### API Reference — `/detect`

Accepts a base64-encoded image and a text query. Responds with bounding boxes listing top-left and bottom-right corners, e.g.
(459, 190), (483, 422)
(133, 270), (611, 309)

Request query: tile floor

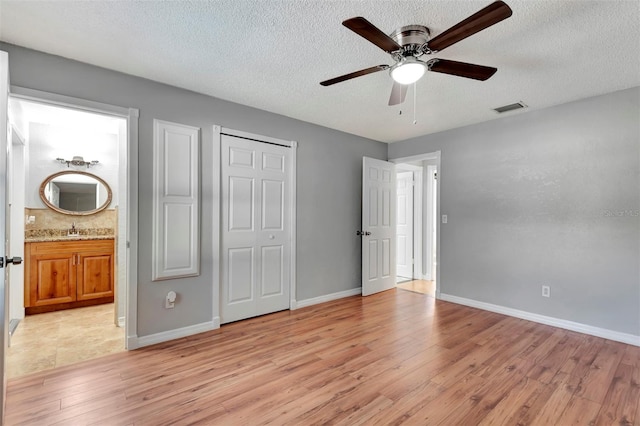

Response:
(7, 303), (125, 379)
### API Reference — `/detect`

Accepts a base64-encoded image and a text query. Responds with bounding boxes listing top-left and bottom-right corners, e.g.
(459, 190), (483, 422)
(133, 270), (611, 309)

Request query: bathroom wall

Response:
(26, 121), (119, 209)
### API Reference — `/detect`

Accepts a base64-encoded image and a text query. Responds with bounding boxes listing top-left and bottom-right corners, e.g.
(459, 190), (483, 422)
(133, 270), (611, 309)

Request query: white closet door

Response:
(221, 134), (290, 323)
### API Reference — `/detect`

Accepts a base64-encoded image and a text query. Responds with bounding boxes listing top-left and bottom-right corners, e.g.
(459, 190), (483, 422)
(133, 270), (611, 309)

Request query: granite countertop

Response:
(25, 228), (115, 243)
(25, 235), (115, 243)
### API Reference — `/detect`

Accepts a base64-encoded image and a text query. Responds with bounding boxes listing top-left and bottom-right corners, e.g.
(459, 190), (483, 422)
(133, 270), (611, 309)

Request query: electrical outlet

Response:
(166, 291), (177, 309)
(442, 214), (448, 224)
(542, 285), (550, 298)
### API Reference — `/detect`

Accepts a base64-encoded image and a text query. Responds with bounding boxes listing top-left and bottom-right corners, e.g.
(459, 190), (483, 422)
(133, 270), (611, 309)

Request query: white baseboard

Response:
(292, 287), (362, 310)
(118, 316), (125, 328)
(126, 320), (220, 350)
(440, 293), (640, 347)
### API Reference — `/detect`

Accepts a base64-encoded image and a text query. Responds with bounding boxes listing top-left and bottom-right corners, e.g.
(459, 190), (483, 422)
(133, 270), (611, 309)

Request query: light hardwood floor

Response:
(5, 289), (639, 425)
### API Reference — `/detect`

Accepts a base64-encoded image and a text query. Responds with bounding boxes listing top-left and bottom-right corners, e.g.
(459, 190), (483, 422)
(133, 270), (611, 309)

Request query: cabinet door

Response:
(76, 251), (114, 301)
(29, 253), (76, 306)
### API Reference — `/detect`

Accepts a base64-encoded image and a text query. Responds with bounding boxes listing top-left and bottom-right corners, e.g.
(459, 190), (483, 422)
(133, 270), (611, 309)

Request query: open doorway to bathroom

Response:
(393, 152), (439, 298)
(6, 95), (128, 378)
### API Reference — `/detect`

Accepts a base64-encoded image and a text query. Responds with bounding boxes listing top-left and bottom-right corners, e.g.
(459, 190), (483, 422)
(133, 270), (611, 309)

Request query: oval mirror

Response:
(39, 171), (112, 215)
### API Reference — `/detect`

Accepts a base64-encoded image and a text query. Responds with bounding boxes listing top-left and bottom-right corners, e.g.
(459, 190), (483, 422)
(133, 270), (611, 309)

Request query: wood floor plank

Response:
(369, 380), (445, 426)
(402, 374), (486, 424)
(593, 363), (637, 425)
(443, 355), (536, 425)
(555, 394), (602, 425)
(5, 290), (639, 425)
(574, 339), (627, 403)
(527, 330), (585, 384)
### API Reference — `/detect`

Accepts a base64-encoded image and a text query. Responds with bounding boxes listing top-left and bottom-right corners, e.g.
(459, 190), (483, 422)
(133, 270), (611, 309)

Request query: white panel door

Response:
(221, 135), (290, 323)
(362, 157), (396, 296)
(396, 171), (414, 279)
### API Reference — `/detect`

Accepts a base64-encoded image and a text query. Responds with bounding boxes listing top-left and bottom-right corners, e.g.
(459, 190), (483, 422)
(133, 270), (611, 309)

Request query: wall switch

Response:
(542, 285), (550, 298)
(442, 214), (448, 224)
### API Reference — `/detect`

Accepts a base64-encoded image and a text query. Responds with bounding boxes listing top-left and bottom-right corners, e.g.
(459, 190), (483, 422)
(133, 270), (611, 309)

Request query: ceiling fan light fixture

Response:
(390, 58), (426, 85)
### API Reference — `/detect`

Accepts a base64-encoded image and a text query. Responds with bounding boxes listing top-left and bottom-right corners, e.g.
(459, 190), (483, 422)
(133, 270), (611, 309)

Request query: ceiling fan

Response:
(320, 1), (512, 106)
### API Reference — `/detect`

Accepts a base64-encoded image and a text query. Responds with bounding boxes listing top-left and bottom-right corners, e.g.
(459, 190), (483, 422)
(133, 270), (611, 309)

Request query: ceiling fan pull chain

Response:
(413, 82), (417, 125)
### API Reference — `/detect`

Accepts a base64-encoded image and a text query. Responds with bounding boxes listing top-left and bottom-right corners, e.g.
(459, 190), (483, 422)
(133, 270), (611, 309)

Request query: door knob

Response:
(356, 231), (372, 236)
(0, 256), (23, 268)
(364, 231), (371, 236)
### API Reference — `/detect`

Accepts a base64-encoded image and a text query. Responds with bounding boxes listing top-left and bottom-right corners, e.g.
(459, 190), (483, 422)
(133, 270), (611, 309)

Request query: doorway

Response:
(392, 152), (440, 298)
(5, 92), (133, 377)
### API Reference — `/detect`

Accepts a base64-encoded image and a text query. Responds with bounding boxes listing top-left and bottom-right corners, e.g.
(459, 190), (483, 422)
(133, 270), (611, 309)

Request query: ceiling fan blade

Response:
(428, 1), (512, 52)
(320, 65), (389, 86)
(343, 17), (402, 53)
(388, 82), (408, 106)
(429, 59), (497, 81)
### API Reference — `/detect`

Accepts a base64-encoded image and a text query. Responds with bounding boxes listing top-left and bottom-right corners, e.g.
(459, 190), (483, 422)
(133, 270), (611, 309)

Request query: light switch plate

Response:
(442, 214), (448, 224)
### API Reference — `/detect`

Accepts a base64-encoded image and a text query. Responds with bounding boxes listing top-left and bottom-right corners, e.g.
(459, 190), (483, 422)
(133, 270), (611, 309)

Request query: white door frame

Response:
(390, 151), (440, 298)
(9, 86), (139, 347)
(7, 121), (25, 323)
(1, 49), (10, 422)
(425, 165), (437, 281)
(214, 126), (297, 318)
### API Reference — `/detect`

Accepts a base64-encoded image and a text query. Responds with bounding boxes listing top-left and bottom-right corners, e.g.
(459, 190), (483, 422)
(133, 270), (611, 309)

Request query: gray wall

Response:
(389, 87), (640, 337)
(1, 43), (387, 337)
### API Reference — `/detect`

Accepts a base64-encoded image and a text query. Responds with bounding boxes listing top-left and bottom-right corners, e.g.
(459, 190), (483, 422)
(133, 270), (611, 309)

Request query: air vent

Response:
(493, 101), (527, 113)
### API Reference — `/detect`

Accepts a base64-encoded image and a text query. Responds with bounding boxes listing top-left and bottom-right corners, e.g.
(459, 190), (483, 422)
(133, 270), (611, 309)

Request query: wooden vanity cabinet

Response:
(25, 239), (114, 313)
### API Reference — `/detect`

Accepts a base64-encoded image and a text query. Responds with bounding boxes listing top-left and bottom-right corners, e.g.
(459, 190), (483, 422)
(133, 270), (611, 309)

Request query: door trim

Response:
(9, 85), (139, 348)
(390, 151), (441, 299)
(214, 126), (297, 319)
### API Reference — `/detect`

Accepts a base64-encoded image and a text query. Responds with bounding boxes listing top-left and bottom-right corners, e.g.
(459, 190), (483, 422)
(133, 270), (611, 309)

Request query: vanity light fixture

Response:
(56, 156), (99, 168)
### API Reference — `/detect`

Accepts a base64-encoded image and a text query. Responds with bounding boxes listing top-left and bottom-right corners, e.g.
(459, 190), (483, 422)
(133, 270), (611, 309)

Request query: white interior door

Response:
(221, 134), (291, 323)
(362, 157), (396, 296)
(396, 171), (413, 280)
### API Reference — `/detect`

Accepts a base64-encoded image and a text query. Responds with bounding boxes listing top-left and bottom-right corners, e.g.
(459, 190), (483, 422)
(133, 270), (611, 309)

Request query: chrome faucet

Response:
(69, 222), (78, 235)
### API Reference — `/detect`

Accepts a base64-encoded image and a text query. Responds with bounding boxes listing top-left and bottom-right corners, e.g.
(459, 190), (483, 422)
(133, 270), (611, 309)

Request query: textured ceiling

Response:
(1, 0), (639, 143)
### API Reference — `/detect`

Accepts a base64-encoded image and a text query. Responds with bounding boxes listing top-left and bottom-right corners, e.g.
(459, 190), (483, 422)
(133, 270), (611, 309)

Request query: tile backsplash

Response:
(25, 208), (116, 239)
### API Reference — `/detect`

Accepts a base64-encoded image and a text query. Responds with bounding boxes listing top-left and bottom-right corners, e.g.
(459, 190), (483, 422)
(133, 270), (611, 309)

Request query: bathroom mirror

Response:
(39, 171), (112, 215)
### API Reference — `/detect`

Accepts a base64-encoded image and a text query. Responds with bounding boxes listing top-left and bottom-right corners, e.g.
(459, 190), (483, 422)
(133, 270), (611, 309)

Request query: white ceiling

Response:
(1, 1), (639, 143)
